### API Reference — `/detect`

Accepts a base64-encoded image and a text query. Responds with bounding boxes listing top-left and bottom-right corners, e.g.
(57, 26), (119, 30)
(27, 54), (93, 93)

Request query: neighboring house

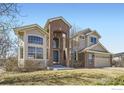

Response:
(113, 52), (124, 67)
(70, 28), (112, 68)
(14, 16), (112, 70)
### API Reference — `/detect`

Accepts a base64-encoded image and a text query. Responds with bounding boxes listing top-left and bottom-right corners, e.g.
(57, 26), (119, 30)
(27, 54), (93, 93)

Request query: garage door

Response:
(94, 55), (110, 67)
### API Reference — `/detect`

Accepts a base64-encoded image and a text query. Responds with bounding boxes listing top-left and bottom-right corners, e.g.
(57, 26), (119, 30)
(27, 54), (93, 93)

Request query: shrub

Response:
(72, 62), (83, 68)
(69, 60), (83, 68)
(24, 60), (46, 71)
(0, 59), (5, 66)
(5, 57), (19, 71)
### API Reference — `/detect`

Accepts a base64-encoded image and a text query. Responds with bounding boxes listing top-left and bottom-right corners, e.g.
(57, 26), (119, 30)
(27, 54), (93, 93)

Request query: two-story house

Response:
(14, 16), (112, 70)
(70, 28), (112, 68)
(14, 17), (71, 70)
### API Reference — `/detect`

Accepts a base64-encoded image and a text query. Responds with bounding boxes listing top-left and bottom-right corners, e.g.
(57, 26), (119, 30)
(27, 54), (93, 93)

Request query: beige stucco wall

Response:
(18, 32), (25, 68)
(78, 35), (85, 50)
(94, 53), (111, 67)
(18, 34), (24, 60)
(90, 43), (108, 52)
(70, 36), (79, 52)
(25, 28), (47, 60)
(18, 27), (47, 69)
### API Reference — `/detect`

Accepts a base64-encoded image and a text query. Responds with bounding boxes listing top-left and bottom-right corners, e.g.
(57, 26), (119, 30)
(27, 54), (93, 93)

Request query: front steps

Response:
(47, 65), (73, 70)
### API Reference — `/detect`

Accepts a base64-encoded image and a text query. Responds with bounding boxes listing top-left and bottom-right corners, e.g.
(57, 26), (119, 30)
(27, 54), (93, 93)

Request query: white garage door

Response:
(95, 55), (110, 67)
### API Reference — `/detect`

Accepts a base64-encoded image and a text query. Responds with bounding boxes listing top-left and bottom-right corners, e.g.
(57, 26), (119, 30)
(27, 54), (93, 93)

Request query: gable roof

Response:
(44, 16), (72, 28)
(86, 30), (101, 38)
(13, 24), (48, 36)
(70, 28), (92, 39)
(71, 28), (101, 39)
(80, 42), (109, 53)
(114, 52), (124, 57)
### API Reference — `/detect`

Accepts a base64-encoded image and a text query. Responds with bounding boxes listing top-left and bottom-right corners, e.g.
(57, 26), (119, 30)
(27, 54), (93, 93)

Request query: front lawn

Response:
(0, 68), (124, 85)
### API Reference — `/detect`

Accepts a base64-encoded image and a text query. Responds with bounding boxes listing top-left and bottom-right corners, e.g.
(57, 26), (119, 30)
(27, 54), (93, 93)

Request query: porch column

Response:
(66, 32), (70, 67)
(60, 33), (64, 65)
(48, 24), (53, 66)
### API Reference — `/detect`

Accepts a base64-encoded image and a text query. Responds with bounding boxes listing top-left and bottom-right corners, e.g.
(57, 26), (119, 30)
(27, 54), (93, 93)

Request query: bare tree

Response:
(70, 24), (81, 65)
(0, 4), (20, 63)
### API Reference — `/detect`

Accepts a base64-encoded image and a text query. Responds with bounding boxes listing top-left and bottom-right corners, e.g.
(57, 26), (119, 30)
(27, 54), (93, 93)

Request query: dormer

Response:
(86, 31), (101, 46)
(44, 16), (71, 33)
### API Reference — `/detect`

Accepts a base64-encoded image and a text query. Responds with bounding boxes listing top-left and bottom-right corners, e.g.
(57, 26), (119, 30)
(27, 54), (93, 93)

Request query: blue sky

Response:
(18, 3), (124, 53)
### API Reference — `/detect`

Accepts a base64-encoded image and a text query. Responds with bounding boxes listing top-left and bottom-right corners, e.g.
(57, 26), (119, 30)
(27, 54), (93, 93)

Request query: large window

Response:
(28, 46), (43, 59)
(36, 48), (43, 59)
(90, 37), (97, 44)
(28, 36), (43, 45)
(28, 47), (35, 58)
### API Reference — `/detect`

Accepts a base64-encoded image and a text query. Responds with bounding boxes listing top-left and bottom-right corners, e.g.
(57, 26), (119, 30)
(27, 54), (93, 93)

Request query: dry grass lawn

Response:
(0, 67), (124, 85)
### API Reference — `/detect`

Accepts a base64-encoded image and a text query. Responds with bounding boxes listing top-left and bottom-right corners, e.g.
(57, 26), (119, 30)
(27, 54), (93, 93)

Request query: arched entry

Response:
(53, 50), (59, 63)
(53, 37), (60, 64)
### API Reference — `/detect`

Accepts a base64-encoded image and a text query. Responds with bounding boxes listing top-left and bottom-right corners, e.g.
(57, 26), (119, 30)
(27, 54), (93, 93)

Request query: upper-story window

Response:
(28, 36), (43, 45)
(90, 37), (97, 44)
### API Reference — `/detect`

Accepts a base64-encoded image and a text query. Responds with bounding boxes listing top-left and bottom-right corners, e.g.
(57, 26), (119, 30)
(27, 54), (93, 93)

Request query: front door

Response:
(53, 50), (59, 64)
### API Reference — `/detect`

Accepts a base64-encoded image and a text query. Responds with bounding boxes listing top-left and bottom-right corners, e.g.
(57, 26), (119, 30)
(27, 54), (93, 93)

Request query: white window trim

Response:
(90, 35), (97, 44)
(28, 46), (44, 60)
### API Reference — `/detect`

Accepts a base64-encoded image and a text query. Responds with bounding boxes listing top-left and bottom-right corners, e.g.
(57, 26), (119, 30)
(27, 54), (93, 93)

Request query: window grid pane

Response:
(28, 46), (43, 59)
(91, 37), (97, 44)
(28, 36), (43, 45)
(28, 46), (35, 59)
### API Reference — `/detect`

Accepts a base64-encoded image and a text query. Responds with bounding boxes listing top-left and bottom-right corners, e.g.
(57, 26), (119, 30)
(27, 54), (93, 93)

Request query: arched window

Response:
(53, 38), (59, 48)
(28, 35), (43, 45)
